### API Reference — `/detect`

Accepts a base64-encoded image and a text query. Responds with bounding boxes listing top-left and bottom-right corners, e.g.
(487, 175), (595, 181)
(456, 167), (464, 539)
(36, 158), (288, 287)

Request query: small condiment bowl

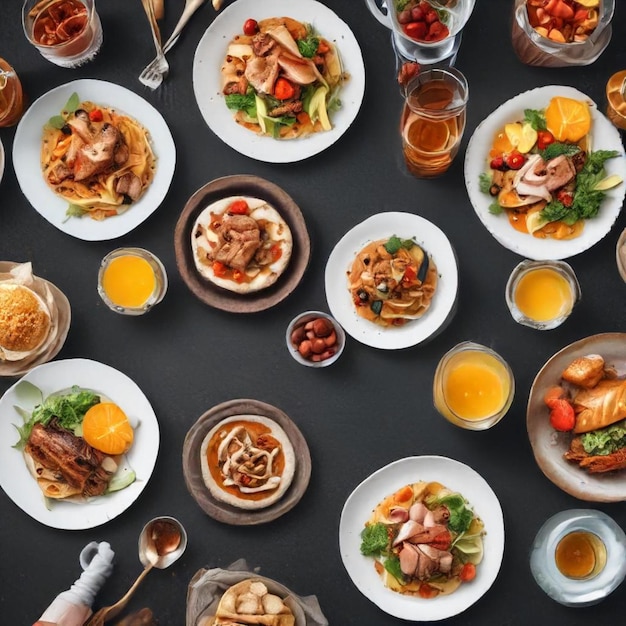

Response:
(505, 259), (580, 330)
(615, 227), (626, 282)
(286, 310), (345, 368)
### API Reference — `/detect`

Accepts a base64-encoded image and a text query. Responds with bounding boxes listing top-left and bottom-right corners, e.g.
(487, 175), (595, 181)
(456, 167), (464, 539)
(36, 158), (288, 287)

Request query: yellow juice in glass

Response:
(434, 342), (514, 429)
(506, 260), (580, 330)
(514, 267), (574, 322)
(102, 255), (156, 308)
(98, 248), (167, 315)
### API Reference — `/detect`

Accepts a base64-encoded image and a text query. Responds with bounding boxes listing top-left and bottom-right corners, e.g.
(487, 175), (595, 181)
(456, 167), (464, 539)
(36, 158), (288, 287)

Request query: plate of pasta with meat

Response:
(325, 212), (458, 350)
(192, 0), (365, 163)
(13, 79), (176, 241)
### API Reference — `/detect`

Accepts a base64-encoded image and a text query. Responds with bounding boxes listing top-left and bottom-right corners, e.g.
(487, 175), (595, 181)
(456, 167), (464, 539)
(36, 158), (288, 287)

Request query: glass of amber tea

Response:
(22, 0), (103, 68)
(400, 66), (468, 178)
(0, 59), (25, 128)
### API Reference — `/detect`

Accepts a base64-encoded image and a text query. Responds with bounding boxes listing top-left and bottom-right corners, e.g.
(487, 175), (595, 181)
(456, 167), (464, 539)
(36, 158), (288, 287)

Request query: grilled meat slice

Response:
(25, 420), (113, 496)
(565, 436), (626, 473)
(213, 214), (261, 272)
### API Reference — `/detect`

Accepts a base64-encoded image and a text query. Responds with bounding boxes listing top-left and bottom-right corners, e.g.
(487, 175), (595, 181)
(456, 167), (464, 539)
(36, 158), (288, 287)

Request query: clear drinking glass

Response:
(511, 0), (614, 67)
(400, 66), (468, 178)
(530, 509), (626, 606)
(433, 341), (515, 430)
(606, 70), (626, 131)
(0, 58), (25, 128)
(98, 248), (168, 316)
(505, 260), (581, 330)
(22, 0), (103, 68)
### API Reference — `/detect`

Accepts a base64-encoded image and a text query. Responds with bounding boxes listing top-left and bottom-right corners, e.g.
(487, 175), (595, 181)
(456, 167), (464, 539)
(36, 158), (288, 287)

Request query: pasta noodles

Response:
(41, 97), (156, 221)
(348, 236), (438, 327)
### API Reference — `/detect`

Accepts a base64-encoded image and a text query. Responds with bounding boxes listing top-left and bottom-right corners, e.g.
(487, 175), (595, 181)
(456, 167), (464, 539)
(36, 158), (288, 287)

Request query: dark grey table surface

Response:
(1, 0), (626, 624)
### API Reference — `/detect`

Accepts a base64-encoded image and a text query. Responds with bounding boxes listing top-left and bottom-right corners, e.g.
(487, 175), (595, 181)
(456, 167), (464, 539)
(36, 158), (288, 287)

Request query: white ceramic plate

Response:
(339, 456), (505, 621)
(527, 333), (626, 502)
(0, 358), (160, 529)
(464, 85), (626, 260)
(12, 79), (176, 241)
(192, 0), (365, 163)
(325, 212), (458, 350)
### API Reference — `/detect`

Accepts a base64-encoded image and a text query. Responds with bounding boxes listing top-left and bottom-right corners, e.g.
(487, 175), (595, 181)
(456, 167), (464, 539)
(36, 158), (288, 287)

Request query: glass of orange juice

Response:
(433, 341), (515, 430)
(506, 260), (580, 330)
(400, 66), (468, 178)
(98, 248), (167, 316)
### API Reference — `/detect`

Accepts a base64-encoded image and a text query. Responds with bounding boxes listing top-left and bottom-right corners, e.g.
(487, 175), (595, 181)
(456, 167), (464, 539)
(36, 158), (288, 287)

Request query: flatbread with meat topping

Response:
(200, 415), (296, 511)
(191, 196), (293, 294)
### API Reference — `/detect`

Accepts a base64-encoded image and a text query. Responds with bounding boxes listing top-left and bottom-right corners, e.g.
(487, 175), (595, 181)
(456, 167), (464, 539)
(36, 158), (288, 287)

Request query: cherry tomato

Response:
(418, 583), (439, 599)
(537, 130), (555, 150)
(490, 155), (506, 171)
(404, 21), (427, 40)
(460, 563), (476, 582)
(556, 189), (574, 207)
(243, 18), (258, 36)
(89, 109), (103, 122)
(506, 151), (526, 170)
(549, 399), (576, 432)
(228, 199), (249, 215)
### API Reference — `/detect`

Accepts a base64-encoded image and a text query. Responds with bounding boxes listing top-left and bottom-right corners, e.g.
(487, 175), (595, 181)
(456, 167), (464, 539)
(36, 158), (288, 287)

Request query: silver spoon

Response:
(83, 517), (187, 625)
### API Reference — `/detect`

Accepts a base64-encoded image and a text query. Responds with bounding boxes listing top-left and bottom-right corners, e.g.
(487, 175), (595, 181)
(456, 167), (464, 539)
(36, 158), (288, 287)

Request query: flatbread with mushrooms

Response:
(200, 415), (295, 510)
(191, 196), (293, 294)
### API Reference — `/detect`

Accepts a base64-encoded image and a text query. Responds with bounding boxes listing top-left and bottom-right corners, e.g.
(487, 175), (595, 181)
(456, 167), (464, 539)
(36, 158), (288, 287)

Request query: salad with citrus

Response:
(478, 96), (623, 240)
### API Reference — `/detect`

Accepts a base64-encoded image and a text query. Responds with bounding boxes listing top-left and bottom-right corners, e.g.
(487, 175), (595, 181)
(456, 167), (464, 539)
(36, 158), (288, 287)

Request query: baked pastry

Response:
(212, 579), (295, 626)
(0, 282), (51, 361)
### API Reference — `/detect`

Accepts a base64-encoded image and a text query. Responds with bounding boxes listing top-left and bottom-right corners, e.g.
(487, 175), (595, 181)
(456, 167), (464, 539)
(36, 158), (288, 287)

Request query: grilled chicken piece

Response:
(115, 172), (143, 201)
(213, 215), (261, 272)
(73, 123), (122, 181)
(565, 437), (626, 473)
(25, 420), (113, 497)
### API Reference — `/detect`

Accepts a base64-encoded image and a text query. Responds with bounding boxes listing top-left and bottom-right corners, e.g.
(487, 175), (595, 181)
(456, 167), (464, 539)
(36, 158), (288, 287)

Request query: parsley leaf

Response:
(360, 523), (389, 556)
(479, 173), (492, 194)
(224, 91), (257, 118)
(384, 235), (415, 254)
(540, 142), (581, 161)
(297, 26), (320, 58)
(524, 108), (547, 130)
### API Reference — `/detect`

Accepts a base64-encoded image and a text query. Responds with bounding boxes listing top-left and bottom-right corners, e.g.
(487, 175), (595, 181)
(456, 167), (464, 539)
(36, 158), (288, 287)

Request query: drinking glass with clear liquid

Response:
(401, 67), (468, 178)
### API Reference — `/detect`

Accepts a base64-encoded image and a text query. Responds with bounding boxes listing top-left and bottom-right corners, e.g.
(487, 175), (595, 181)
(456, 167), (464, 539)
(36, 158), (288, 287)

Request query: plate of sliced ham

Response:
(339, 456), (504, 621)
(464, 85), (626, 260)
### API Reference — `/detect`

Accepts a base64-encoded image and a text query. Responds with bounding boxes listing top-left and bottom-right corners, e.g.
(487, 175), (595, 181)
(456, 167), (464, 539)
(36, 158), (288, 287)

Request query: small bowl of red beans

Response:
(286, 310), (345, 368)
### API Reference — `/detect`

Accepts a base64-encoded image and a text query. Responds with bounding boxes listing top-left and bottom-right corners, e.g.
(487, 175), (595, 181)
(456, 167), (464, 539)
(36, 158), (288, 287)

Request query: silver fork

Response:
(139, 0), (165, 83)
(139, 0), (208, 89)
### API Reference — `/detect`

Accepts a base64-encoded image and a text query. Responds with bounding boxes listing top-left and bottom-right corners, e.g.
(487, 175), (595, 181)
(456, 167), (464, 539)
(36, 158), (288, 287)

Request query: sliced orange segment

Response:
(82, 402), (134, 455)
(544, 96), (591, 143)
